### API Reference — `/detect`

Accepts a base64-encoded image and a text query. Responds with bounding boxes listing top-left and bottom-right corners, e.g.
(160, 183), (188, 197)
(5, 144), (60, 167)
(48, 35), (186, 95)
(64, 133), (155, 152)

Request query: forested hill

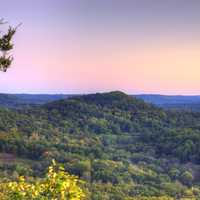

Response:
(0, 93), (72, 108)
(135, 94), (200, 111)
(0, 92), (200, 112)
(43, 91), (161, 115)
(1, 91), (200, 199)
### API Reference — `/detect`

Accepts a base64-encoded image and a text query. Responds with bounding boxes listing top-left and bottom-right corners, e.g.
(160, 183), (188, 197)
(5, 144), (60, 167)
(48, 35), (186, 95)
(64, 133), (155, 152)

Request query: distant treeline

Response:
(1, 93), (200, 112)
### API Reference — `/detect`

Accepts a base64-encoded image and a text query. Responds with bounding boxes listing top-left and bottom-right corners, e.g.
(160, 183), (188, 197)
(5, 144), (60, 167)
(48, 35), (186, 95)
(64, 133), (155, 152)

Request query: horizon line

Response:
(1, 91), (200, 97)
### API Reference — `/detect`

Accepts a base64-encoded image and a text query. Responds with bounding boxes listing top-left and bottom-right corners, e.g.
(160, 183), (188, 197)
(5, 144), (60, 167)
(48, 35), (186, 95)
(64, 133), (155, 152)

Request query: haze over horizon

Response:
(1, 0), (200, 95)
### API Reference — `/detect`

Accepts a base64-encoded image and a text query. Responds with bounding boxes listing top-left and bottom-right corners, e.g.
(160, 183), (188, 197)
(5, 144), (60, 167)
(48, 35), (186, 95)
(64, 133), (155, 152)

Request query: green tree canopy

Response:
(0, 18), (17, 72)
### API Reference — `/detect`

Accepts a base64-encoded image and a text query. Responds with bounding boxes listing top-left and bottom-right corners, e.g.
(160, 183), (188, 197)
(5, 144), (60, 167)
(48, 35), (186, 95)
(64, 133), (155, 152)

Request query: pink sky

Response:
(1, 0), (200, 94)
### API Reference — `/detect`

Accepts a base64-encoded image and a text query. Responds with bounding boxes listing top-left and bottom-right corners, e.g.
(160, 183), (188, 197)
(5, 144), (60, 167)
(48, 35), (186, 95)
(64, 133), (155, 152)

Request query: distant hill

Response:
(135, 94), (200, 111)
(135, 94), (200, 105)
(0, 93), (200, 111)
(0, 94), (74, 108)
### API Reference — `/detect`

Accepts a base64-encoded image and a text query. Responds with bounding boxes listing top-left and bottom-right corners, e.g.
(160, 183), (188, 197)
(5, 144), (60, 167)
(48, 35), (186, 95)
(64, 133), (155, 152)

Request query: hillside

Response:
(135, 94), (200, 111)
(0, 91), (200, 199)
(1, 93), (200, 112)
(0, 93), (72, 108)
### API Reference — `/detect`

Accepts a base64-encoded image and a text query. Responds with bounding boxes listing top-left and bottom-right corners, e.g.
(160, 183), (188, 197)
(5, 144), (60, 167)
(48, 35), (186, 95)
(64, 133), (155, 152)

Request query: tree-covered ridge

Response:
(0, 91), (200, 199)
(135, 94), (200, 112)
(0, 94), (72, 109)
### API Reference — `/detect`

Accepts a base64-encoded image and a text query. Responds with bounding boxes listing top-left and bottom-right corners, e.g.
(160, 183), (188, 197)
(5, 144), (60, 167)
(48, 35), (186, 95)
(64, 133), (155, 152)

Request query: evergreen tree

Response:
(0, 18), (18, 72)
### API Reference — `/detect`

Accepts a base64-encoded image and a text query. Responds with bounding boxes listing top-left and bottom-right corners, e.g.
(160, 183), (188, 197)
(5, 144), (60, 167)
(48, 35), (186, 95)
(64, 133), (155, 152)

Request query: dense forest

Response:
(0, 91), (200, 199)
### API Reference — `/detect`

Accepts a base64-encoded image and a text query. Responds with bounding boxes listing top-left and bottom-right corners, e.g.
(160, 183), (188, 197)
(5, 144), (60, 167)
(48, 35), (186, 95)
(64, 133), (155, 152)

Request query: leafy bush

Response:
(0, 160), (85, 200)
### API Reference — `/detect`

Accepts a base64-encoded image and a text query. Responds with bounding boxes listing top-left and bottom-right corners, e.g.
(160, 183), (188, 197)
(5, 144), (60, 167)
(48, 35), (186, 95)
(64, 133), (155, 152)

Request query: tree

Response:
(0, 18), (17, 72)
(180, 171), (194, 186)
(0, 160), (86, 200)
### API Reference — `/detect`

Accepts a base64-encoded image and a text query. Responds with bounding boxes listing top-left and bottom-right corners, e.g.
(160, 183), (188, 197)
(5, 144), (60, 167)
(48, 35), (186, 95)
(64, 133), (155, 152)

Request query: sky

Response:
(0, 0), (200, 94)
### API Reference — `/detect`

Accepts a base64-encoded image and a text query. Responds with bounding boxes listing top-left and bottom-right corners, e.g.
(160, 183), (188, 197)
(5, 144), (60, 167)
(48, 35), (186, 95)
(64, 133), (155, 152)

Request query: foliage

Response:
(0, 160), (85, 200)
(0, 91), (200, 198)
(0, 18), (17, 72)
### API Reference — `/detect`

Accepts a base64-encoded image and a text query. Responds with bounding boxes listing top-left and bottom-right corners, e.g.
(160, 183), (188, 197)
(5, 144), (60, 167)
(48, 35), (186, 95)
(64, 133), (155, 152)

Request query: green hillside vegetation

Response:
(0, 91), (200, 199)
(0, 94), (72, 109)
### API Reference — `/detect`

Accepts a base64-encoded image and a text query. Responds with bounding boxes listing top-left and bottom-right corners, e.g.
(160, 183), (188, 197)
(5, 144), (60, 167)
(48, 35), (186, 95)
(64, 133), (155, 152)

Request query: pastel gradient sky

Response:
(1, 0), (200, 94)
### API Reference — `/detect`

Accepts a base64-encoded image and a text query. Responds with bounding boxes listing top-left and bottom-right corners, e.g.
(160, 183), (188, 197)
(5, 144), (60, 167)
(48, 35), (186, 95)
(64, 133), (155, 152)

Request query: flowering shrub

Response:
(0, 160), (85, 200)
